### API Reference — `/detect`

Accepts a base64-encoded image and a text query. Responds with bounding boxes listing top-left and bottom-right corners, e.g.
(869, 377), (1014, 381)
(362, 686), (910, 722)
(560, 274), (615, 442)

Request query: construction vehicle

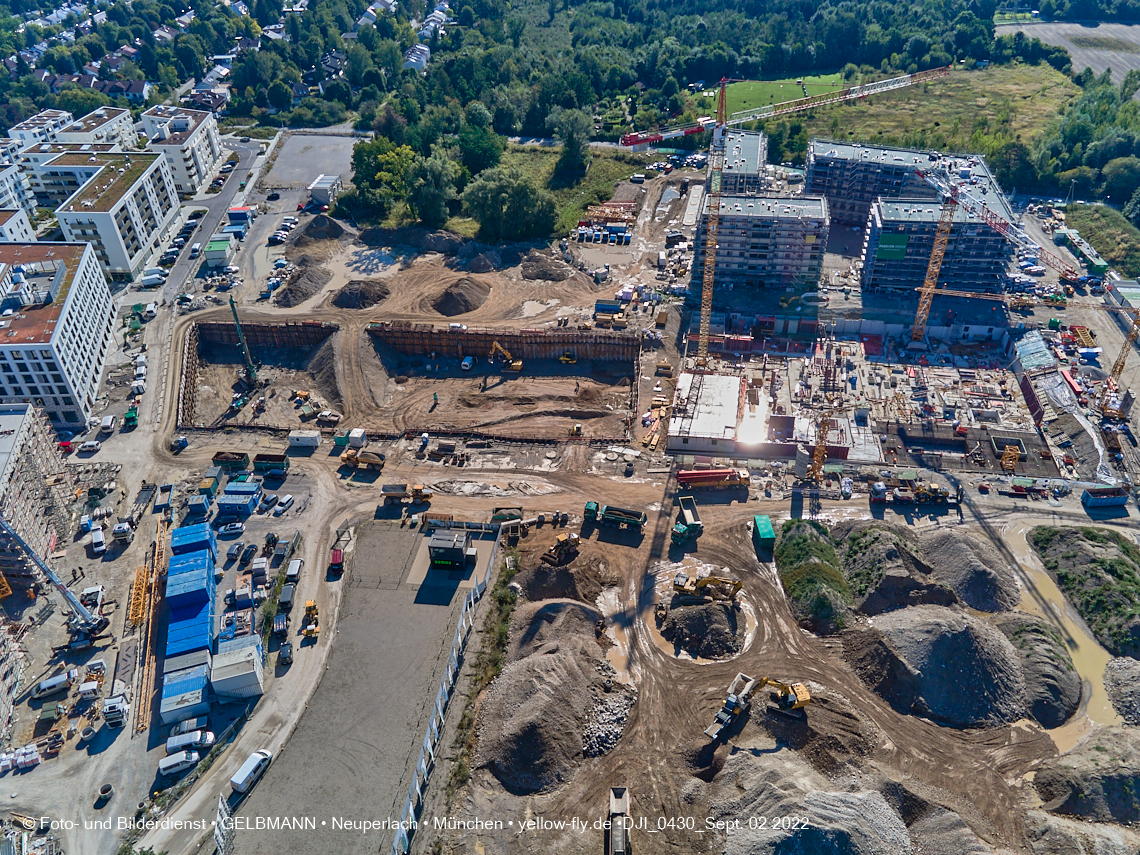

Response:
(170, 436), (188, 453)
(670, 495), (703, 545)
(301, 601), (320, 637)
(115, 484), (157, 542)
(622, 68), (949, 362)
(380, 483), (433, 506)
(655, 361), (673, 376)
(292, 389), (310, 400)
(676, 468), (750, 490)
(340, 449), (386, 470)
(559, 351), (577, 364)
(584, 501), (647, 531)
(229, 296), (260, 385)
(541, 532), (580, 565)
(705, 673), (811, 740)
(123, 405), (138, 429)
(568, 423), (583, 437)
(0, 516), (109, 648)
(605, 787), (631, 855)
(914, 482), (950, 504)
(102, 694), (128, 727)
(489, 341), (522, 372)
(672, 571), (741, 604)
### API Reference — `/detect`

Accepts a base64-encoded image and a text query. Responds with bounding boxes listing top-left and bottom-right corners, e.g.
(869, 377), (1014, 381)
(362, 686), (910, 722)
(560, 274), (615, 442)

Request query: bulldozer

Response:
(568, 424), (583, 437)
(490, 341), (522, 372)
(673, 571), (742, 605)
(705, 672), (811, 740)
(541, 532), (580, 566)
(302, 601), (320, 637)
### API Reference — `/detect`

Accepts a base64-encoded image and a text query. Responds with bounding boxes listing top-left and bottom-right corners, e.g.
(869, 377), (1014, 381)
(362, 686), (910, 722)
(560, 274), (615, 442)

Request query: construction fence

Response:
(388, 526), (499, 855)
(368, 322), (641, 361)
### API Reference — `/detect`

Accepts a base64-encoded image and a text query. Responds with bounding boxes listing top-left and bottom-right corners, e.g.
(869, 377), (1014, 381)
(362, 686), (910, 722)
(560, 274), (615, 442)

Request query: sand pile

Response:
(276, 265), (331, 307)
(1035, 727), (1140, 822)
(661, 603), (744, 659)
(432, 277), (490, 316)
(521, 249), (575, 281)
(868, 606), (1026, 727)
(331, 279), (390, 309)
(303, 338), (341, 407)
(479, 600), (623, 793)
(994, 613), (1080, 727)
(298, 215), (344, 242)
(919, 529), (1018, 612)
(1105, 657), (1140, 724)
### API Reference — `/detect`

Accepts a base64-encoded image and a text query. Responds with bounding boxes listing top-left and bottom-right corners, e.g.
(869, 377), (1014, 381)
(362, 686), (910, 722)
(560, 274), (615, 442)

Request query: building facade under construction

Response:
(804, 139), (938, 226)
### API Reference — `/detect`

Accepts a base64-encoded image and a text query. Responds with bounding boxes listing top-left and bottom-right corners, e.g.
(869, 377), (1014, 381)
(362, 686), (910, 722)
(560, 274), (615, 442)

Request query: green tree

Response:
(465, 101), (492, 129)
(407, 151), (459, 226)
(268, 80), (293, 111)
(1102, 156), (1140, 202)
(545, 107), (592, 175)
(346, 43), (374, 87)
(461, 167), (556, 241)
(347, 137), (416, 217)
(457, 124), (503, 175)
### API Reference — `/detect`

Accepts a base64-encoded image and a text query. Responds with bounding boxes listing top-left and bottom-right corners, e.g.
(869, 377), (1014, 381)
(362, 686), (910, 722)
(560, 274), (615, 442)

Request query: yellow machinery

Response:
(807, 403), (846, 483)
(340, 449), (385, 470)
(911, 197), (958, 344)
(568, 424), (583, 437)
(1103, 309), (1140, 419)
(302, 601), (320, 637)
(1001, 444), (1020, 473)
(541, 532), (580, 566)
(560, 352), (577, 364)
(705, 672), (812, 739)
(914, 483), (949, 504)
(673, 571), (742, 603)
(490, 341), (522, 372)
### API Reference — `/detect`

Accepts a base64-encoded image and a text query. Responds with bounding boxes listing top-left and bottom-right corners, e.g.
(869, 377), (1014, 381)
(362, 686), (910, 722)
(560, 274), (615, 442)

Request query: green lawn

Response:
(1065, 203), (1140, 278)
(702, 74), (846, 116)
(498, 145), (645, 234)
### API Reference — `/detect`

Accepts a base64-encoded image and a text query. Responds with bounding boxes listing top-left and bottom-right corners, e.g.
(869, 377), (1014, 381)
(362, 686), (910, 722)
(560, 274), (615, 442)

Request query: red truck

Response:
(676, 468), (750, 490)
(329, 547), (344, 574)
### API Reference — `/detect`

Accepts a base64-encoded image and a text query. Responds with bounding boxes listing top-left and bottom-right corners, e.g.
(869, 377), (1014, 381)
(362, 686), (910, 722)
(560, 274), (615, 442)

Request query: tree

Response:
(1103, 156), (1140, 202)
(268, 80), (293, 111)
(346, 43), (373, 87)
(461, 167), (556, 241)
(407, 151), (459, 226)
(323, 78), (352, 107)
(465, 101), (492, 129)
(545, 107), (592, 175)
(347, 137), (416, 217)
(458, 123), (503, 175)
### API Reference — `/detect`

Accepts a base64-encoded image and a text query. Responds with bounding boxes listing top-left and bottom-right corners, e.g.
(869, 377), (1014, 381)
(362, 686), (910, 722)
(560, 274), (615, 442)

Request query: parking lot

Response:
(264, 133), (357, 187)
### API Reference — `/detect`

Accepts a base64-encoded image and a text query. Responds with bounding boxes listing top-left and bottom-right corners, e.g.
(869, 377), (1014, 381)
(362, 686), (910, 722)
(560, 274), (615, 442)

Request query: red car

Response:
(297, 202), (305, 211)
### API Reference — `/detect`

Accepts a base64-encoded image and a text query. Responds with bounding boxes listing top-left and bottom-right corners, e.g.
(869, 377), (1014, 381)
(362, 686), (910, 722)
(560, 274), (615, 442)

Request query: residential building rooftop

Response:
(54, 153), (161, 213)
(0, 211), (22, 227)
(705, 194), (827, 219)
(9, 110), (72, 135)
(58, 106), (130, 137)
(722, 130), (765, 178)
(0, 243), (86, 345)
(142, 105), (212, 146)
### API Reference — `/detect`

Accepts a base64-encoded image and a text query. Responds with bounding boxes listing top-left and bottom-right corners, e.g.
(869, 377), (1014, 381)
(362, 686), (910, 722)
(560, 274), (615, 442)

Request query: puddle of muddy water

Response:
(598, 588), (632, 682)
(1004, 520), (1122, 749)
(520, 299), (559, 317)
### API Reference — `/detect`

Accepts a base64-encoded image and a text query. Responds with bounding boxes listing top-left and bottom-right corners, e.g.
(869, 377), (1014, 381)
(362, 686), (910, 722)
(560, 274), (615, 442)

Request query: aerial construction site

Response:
(3, 71), (1140, 855)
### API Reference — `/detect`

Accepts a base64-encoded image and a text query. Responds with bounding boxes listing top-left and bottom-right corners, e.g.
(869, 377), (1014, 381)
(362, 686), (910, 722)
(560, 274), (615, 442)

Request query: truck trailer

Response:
(676, 468), (750, 490)
(585, 501), (647, 531)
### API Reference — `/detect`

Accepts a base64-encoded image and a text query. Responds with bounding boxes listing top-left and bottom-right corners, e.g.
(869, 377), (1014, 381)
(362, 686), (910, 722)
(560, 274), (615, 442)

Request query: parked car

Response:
(220, 522), (246, 536)
(78, 440), (101, 453)
(227, 541), (245, 561)
(240, 136), (251, 142)
(240, 543), (258, 565)
(213, 514), (240, 528)
(278, 642), (293, 665)
(267, 191), (281, 201)
(260, 494), (279, 511)
(273, 495), (294, 515)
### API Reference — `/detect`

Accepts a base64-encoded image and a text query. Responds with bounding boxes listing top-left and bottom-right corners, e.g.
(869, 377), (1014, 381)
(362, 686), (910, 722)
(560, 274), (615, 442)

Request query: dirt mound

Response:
(919, 529), (1018, 612)
(514, 560), (603, 605)
(661, 603), (744, 659)
(298, 214), (344, 242)
(1105, 657), (1140, 724)
(1035, 727), (1140, 823)
(331, 279), (390, 309)
(432, 277), (490, 316)
(1023, 809), (1140, 855)
(303, 337), (341, 407)
(521, 249), (575, 281)
(276, 265), (331, 307)
(908, 808), (995, 854)
(478, 599), (621, 793)
(838, 524), (956, 615)
(993, 613), (1080, 727)
(466, 252), (499, 273)
(870, 606), (1026, 727)
(775, 520), (850, 634)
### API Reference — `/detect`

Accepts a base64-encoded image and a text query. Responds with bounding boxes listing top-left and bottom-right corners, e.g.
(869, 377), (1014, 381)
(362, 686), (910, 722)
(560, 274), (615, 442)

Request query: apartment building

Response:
(719, 130), (768, 196)
(6, 109), (73, 147)
(141, 105), (223, 195)
(0, 163), (36, 218)
(805, 139), (937, 226)
(56, 107), (138, 150)
(0, 243), (115, 427)
(55, 152), (179, 282)
(693, 195), (829, 290)
(17, 143), (119, 209)
(861, 198), (1010, 293)
(0, 209), (35, 242)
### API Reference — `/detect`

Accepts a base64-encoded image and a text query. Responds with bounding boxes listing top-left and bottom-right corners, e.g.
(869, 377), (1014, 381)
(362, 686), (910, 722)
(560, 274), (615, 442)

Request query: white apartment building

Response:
(141, 105), (223, 195)
(0, 243), (115, 426)
(17, 142), (119, 209)
(56, 107), (138, 150)
(55, 152), (179, 282)
(0, 209), (34, 242)
(7, 109), (73, 147)
(0, 163), (36, 217)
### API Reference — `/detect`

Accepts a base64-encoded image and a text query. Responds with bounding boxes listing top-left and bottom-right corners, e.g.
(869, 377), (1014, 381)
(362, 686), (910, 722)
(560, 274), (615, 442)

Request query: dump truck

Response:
(670, 495), (702, 545)
(676, 468), (750, 490)
(212, 451), (250, 470)
(606, 787), (631, 855)
(380, 483), (433, 506)
(341, 449), (386, 471)
(584, 501), (646, 531)
(123, 405), (138, 430)
(252, 453), (289, 473)
(541, 532), (580, 565)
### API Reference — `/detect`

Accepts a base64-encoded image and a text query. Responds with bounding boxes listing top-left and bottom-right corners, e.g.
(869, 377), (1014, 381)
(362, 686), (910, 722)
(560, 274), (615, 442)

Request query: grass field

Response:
(702, 74), (847, 115)
(1065, 203), (1140, 278)
(761, 64), (1078, 161)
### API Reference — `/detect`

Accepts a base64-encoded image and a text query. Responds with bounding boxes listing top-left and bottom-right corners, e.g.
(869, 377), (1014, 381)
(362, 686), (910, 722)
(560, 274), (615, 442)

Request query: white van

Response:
(159, 751), (200, 776)
(141, 274), (165, 288)
(100, 415), (116, 434)
(170, 716), (208, 738)
(461, 356), (475, 371)
(166, 730), (216, 754)
(90, 526), (106, 555)
(143, 302), (158, 319)
(449, 323), (468, 332)
(190, 242), (202, 257)
(285, 558), (303, 583)
(135, 365), (147, 380)
(230, 749), (272, 793)
(144, 268), (167, 279)
(32, 669), (77, 700)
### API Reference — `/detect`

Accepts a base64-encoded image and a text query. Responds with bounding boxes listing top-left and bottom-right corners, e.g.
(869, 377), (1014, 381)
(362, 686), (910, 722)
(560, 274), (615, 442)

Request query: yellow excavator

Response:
(673, 571), (742, 604)
(490, 341), (522, 372)
(705, 672), (812, 739)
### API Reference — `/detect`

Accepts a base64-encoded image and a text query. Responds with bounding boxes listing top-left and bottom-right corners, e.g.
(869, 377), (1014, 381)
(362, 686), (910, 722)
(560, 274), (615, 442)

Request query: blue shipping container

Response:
(215, 494), (257, 516)
(171, 523), (217, 559)
(162, 662), (210, 693)
(187, 495), (210, 515)
(1081, 487), (1129, 507)
(222, 480), (262, 496)
(166, 569), (212, 609)
(168, 549), (215, 578)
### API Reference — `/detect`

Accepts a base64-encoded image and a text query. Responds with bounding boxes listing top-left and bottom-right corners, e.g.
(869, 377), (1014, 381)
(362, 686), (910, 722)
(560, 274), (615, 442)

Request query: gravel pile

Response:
(907, 808), (995, 854)
(1105, 657), (1140, 725)
(297, 214), (344, 243)
(582, 682), (637, 756)
(919, 530), (1019, 612)
(993, 613), (1080, 728)
(432, 277), (489, 315)
(276, 265), (331, 307)
(661, 603), (744, 659)
(1035, 726), (1140, 823)
(521, 249), (574, 281)
(872, 605), (1026, 727)
(303, 338), (341, 407)
(331, 279), (390, 308)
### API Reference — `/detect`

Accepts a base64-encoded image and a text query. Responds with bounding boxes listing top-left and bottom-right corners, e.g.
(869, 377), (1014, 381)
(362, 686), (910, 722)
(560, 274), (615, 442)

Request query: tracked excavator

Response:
(673, 571), (742, 605)
(705, 672), (812, 740)
(489, 341), (522, 372)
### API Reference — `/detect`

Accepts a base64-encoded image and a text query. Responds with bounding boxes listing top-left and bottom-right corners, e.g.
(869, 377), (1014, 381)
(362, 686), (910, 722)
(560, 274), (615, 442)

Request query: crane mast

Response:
(229, 296), (259, 385)
(697, 84), (728, 362)
(911, 197), (957, 343)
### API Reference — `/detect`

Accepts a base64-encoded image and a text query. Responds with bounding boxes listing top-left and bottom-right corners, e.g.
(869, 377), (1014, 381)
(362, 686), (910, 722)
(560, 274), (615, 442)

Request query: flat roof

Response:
(722, 130), (765, 177)
(58, 107), (130, 137)
(142, 105), (211, 146)
(54, 153), (160, 213)
(25, 142), (117, 158)
(670, 373), (742, 440)
(10, 109), (71, 132)
(0, 243), (87, 345)
(0, 404), (33, 481)
(876, 197), (1005, 225)
(705, 194), (827, 220)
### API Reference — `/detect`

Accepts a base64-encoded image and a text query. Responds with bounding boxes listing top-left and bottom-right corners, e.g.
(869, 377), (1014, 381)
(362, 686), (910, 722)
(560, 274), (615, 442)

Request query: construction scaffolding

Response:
(0, 626), (26, 742)
(177, 323), (200, 429)
(368, 323), (641, 361)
